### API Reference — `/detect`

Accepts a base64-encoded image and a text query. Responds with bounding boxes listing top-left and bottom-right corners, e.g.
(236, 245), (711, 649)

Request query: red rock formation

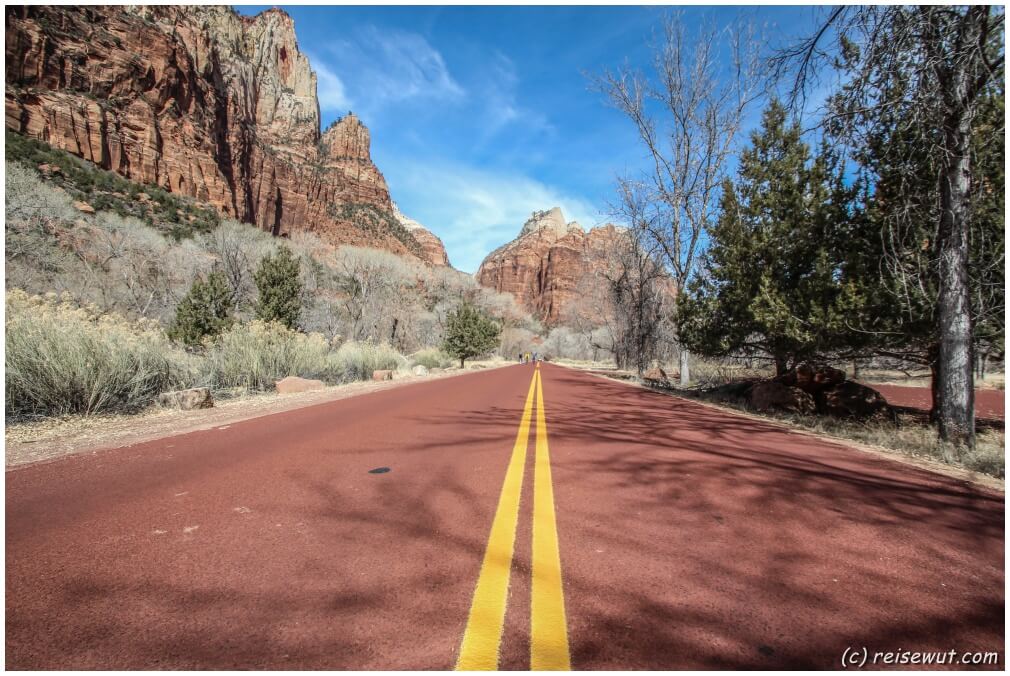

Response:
(4, 5), (425, 259)
(476, 207), (626, 324)
(393, 203), (451, 267)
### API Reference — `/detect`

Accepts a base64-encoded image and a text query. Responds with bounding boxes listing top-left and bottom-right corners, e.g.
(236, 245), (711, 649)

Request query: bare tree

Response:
(601, 180), (677, 375)
(773, 6), (1005, 450)
(595, 13), (762, 385)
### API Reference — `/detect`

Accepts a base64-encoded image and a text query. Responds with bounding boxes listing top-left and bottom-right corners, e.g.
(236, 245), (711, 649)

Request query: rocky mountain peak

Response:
(477, 208), (625, 324)
(520, 206), (567, 237)
(321, 113), (373, 162)
(392, 202), (452, 267)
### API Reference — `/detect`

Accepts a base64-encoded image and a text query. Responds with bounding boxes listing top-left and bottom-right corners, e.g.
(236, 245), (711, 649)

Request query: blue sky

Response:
(238, 5), (826, 272)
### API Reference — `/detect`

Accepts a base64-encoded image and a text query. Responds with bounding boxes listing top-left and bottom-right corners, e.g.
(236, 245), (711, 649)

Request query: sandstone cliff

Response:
(5, 5), (425, 258)
(476, 207), (625, 324)
(393, 203), (451, 267)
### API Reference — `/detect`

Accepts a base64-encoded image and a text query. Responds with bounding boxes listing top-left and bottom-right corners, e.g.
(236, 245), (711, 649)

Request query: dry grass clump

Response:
(202, 320), (339, 391)
(682, 383), (1005, 479)
(333, 341), (406, 381)
(794, 413), (1005, 478)
(409, 347), (453, 370)
(5, 290), (196, 417)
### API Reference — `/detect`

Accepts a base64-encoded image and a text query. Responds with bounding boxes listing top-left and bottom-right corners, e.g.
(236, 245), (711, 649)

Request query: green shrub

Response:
(333, 341), (406, 381)
(5, 290), (195, 417)
(169, 271), (234, 347)
(443, 302), (501, 368)
(410, 347), (452, 369)
(254, 245), (303, 329)
(203, 320), (337, 391)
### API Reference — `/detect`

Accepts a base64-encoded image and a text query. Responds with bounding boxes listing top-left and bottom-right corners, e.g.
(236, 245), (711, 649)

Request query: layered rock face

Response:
(393, 203), (451, 267)
(5, 5), (426, 258)
(476, 207), (625, 324)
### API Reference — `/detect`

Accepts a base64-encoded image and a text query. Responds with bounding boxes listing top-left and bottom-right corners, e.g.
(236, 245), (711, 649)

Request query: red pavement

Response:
(6, 364), (1004, 669)
(871, 384), (1005, 422)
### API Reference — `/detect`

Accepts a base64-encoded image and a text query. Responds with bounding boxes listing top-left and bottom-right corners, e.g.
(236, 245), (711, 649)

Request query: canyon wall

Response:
(476, 207), (625, 324)
(5, 5), (440, 259)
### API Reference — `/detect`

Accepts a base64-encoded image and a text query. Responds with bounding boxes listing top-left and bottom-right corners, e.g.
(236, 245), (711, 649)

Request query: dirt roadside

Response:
(5, 362), (509, 469)
(576, 366), (1005, 494)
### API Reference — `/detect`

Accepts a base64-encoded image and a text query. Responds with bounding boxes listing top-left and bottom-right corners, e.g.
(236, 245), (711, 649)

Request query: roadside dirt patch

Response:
(6, 363), (507, 469)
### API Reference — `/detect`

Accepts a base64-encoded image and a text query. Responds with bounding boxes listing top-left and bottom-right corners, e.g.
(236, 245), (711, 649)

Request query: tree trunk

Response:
(852, 359), (861, 380)
(935, 106), (976, 450)
(460, 357), (465, 369)
(679, 348), (690, 386)
(774, 354), (789, 376)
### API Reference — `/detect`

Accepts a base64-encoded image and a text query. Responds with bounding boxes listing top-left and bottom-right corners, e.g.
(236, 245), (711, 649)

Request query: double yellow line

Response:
(456, 364), (570, 671)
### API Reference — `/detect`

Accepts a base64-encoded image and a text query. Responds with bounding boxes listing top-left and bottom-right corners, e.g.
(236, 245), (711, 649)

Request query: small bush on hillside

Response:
(5, 130), (219, 238)
(254, 245), (303, 329)
(333, 341), (406, 381)
(410, 347), (453, 369)
(203, 320), (337, 391)
(169, 271), (234, 347)
(443, 302), (501, 368)
(5, 290), (195, 417)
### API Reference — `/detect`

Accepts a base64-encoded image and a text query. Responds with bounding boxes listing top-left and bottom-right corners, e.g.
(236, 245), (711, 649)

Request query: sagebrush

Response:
(5, 290), (196, 417)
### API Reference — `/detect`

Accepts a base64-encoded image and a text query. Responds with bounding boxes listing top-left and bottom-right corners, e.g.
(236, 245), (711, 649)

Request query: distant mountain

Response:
(5, 5), (443, 262)
(392, 203), (451, 267)
(476, 207), (625, 324)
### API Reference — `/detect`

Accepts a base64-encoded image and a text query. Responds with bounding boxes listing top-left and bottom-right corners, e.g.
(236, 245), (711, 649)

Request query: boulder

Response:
(748, 382), (815, 415)
(643, 366), (669, 382)
(275, 376), (325, 394)
(372, 369), (393, 381)
(412, 365), (429, 376)
(158, 387), (213, 410)
(774, 362), (845, 395)
(818, 381), (891, 419)
(707, 379), (757, 402)
(72, 200), (95, 214)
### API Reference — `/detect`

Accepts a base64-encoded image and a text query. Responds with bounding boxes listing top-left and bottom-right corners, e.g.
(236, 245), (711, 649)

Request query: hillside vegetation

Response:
(4, 144), (538, 419)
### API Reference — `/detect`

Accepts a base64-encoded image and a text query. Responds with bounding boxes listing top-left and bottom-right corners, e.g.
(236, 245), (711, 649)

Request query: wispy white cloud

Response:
(386, 159), (604, 273)
(317, 26), (464, 116)
(481, 52), (553, 141)
(308, 54), (352, 111)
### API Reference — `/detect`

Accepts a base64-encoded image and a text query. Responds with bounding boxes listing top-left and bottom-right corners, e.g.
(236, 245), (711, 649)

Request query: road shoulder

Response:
(571, 365), (1004, 494)
(6, 363), (508, 470)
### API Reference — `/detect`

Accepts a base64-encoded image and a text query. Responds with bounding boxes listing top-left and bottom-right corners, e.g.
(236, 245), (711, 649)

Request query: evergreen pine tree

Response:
(442, 302), (501, 368)
(678, 101), (855, 374)
(169, 270), (233, 347)
(254, 245), (303, 330)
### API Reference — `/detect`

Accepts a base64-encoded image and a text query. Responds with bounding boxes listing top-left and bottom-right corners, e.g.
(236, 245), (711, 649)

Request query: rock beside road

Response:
(412, 365), (429, 376)
(817, 381), (891, 419)
(702, 362), (891, 420)
(773, 362), (845, 395)
(748, 381), (815, 415)
(643, 366), (670, 383)
(158, 387), (213, 410)
(275, 376), (326, 394)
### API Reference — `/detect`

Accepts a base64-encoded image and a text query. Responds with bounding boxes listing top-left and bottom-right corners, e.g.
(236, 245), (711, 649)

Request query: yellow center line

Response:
(530, 368), (571, 670)
(456, 369), (539, 670)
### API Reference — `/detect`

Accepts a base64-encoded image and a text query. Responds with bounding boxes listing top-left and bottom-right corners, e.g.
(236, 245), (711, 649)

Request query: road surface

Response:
(6, 363), (1004, 669)
(871, 384), (1005, 422)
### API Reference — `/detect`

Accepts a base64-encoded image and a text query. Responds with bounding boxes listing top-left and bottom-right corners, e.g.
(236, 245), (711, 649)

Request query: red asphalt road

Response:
(870, 384), (1005, 422)
(6, 364), (1004, 669)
